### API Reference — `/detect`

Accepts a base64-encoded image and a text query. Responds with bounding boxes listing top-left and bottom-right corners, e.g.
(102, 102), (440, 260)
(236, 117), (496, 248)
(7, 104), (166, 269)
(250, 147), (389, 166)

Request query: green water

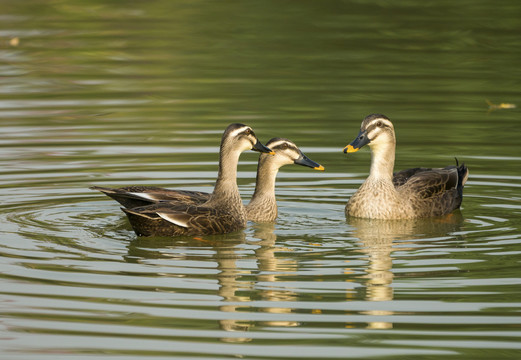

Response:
(1, 1), (520, 359)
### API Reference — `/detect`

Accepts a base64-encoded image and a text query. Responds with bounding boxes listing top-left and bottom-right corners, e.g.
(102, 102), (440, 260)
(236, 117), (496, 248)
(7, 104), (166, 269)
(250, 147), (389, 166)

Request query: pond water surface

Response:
(1, 1), (521, 359)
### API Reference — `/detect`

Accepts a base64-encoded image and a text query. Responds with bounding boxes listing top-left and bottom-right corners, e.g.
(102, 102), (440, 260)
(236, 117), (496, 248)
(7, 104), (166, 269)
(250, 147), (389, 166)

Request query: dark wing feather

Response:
(403, 168), (458, 198)
(121, 202), (244, 237)
(392, 167), (448, 187)
(394, 165), (463, 217)
(91, 186), (210, 209)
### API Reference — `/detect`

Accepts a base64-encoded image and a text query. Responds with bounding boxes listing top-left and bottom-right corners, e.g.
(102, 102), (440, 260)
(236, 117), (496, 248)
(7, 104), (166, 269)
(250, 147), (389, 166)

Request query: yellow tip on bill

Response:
(269, 151), (276, 155)
(314, 165), (325, 171)
(343, 145), (359, 153)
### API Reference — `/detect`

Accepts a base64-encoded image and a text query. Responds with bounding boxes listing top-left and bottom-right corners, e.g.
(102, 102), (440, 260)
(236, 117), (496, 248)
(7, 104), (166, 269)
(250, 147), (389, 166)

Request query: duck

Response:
(246, 137), (324, 222)
(343, 114), (469, 219)
(99, 123), (273, 236)
(91, 138), (325, 222)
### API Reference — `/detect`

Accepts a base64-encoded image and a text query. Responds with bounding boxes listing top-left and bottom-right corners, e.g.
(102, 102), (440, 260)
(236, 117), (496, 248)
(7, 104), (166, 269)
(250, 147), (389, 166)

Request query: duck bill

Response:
(343, 129), (370, 153)
(253, 140), (275, 155)
(294, 153), (325, 171)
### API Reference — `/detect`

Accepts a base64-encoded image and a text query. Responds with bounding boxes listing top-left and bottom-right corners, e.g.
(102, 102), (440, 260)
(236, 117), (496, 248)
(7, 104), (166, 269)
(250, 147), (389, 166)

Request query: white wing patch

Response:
(130, 192), (162, 201)
(157, 212), (190, 228)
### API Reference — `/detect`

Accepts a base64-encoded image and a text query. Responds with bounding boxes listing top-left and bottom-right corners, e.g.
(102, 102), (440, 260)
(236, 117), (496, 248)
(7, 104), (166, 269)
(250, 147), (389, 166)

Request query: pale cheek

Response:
(241, 141), (254, 152)
(370, 141), (384, 152)
(369, 135), (391, 150)
(274, 158), (292, 167)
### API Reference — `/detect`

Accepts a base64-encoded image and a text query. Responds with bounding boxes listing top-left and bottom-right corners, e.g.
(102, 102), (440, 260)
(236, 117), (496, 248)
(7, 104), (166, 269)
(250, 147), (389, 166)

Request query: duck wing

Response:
(398, 167), (459, 197)
(395, 163), (468, 217)
(91, 186), (210, 209)
(392, 167), (431, 187)
(121, 202), (243, 236)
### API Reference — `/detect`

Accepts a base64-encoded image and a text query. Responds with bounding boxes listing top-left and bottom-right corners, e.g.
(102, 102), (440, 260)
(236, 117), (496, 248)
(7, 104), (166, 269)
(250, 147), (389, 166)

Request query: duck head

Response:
(343, 114), (395, 153)
(263, 137), (324, 170)
(223, 123), (274, 154)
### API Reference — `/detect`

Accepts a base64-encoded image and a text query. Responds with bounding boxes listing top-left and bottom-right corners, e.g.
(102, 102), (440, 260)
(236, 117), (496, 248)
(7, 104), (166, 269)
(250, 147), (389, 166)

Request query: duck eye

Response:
(244, 128), (252, 135)
(280, 143), (288, 150)
(376, 121), (383, 127)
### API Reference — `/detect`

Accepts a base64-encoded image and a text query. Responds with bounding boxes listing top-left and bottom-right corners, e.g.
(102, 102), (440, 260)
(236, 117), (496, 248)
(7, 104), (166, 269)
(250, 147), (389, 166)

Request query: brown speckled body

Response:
(345, 114), (468, 220)
(122, 195), (245, 236)
(346, 178), (406, 219)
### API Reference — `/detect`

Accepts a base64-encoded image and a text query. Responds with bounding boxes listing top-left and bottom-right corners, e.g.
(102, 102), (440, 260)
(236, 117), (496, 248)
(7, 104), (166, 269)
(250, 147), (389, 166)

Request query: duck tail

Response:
(454, 157), (469, 194)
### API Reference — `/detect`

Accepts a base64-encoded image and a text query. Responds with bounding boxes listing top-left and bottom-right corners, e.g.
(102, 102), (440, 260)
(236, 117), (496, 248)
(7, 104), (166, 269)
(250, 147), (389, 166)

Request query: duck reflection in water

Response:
(124, 222), (297, 343)
(348, 212), (465, 330)
(125, 232), (252, 342)
(249, 222), (299, 328)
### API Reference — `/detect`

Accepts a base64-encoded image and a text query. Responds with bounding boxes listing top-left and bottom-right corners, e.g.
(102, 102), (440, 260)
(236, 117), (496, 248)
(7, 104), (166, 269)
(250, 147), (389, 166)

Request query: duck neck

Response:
(250, 156), (278, 205)
(368, 141), (395, 183)
(211, 146), (242, 205)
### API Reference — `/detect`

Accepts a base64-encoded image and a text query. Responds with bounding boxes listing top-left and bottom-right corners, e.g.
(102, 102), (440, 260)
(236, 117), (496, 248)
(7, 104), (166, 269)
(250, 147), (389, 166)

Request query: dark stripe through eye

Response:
(242, 128), (254, 136)
(367, 120), (387, 133)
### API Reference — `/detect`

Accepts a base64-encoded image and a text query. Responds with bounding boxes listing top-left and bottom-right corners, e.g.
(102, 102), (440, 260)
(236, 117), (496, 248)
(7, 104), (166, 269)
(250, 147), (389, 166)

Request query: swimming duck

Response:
(92, 138), (324, 222)
(343, 114), (469, 219)
(246, 137), (324, 222)
(107, 123), (273, 236)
